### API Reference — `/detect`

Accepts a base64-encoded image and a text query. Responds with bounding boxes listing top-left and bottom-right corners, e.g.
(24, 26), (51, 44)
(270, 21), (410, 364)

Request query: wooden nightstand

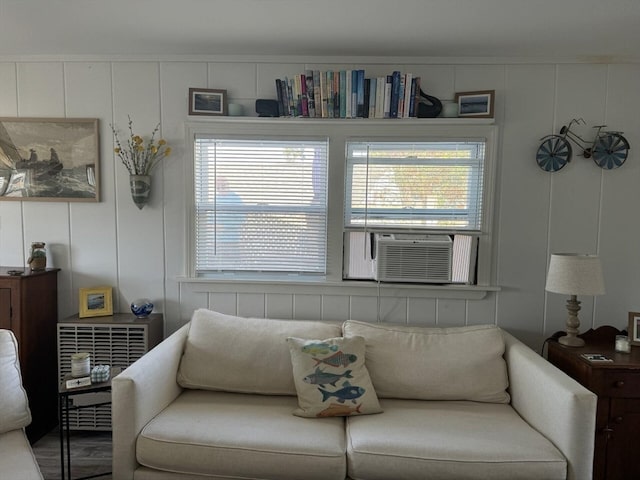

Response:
(547, 326), (640, 480)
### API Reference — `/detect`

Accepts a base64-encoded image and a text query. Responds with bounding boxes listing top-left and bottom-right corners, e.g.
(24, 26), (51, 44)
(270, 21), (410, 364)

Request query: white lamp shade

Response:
(545, 253), (605, 296)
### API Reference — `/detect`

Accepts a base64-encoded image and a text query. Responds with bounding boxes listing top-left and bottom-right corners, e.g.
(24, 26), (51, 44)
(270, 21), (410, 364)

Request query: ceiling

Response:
(1, 0), (639, 61)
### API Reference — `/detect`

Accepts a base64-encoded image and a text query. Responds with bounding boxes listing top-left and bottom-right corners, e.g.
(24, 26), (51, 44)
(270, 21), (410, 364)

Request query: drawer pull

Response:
(614, 380), (625, 388)
(614, 416), (623, 424)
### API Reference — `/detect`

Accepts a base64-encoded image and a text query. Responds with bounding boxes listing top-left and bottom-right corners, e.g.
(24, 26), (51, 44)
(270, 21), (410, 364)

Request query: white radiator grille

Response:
(57, 323), (150, 430)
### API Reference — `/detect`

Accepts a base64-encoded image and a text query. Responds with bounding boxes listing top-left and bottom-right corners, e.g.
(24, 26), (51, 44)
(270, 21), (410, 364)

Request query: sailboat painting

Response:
(0, 117), (99, 201)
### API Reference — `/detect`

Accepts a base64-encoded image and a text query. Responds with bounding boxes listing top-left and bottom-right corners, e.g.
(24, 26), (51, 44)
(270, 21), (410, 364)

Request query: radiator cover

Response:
(57, 314), (162, 430)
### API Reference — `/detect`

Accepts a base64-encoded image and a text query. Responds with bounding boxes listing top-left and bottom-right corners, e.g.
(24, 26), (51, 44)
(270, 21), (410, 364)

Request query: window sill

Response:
(176, 275), (500, 300)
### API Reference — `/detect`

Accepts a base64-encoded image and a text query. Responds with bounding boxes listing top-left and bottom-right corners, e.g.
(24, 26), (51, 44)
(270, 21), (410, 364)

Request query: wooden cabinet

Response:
(0, 267), (60, 443)
(547, 326), (640, 480)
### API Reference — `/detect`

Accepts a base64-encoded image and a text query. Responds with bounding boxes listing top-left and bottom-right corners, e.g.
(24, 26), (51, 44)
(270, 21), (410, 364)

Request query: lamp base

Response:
(558, 335), (585, 347)
(558, 295), (585, 347)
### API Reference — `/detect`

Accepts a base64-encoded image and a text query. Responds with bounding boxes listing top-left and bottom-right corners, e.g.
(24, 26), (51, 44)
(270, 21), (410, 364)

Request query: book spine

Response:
(384, 75), (392, 118)
(345, 70), (352, 118)
(390, 71), (400, 118)
(305, 70), (316, 118)
(313, 70), (322, 118)
(326, 71), (334, 118)
(351, 70), (358, 118)
(399, 75), (405, 118)
(275, 79), (284, 116)
(319, 72), (327, 118)
(339, 70), (347, 118)
(376, 76), (385, 118)
(356, 70), (365, 118)
(363, 78), (371, 118)
(403, 73), (413, 118)
(333, 71), (340, 118)
(300, 74), (309, 117)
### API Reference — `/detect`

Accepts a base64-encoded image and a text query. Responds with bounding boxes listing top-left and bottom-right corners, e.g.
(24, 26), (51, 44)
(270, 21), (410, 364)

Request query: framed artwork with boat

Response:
(0, 117), (99, 201)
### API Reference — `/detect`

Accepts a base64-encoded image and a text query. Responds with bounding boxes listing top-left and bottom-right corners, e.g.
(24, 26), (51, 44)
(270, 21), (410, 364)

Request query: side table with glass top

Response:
(58, 367), (122, 480)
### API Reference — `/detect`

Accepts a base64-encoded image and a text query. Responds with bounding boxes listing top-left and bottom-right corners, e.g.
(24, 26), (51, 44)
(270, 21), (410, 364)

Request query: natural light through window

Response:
(194, 137), (328, 275)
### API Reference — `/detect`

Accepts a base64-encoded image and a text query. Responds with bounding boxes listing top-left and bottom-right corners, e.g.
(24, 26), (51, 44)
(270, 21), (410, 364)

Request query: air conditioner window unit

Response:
(373, 233), (452, 283)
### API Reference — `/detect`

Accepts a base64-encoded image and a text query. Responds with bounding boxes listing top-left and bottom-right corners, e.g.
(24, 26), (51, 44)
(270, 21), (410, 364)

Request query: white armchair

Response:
(0, 329), (43, 479)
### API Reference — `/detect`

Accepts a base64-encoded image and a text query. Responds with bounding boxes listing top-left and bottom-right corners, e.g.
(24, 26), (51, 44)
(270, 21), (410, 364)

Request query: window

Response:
(193, 136), (328, 275)
(345, 140), (486, 232)
(187, 119), (497, 288)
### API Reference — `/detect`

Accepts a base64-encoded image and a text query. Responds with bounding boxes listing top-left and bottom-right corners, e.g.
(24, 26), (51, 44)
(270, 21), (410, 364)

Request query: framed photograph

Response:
(79, 286), (113, 318)
(455, 90), (495, 118)
(0, 117), (99, 201)
(188, 88), (228, 116)
(628, 312), (640, 346)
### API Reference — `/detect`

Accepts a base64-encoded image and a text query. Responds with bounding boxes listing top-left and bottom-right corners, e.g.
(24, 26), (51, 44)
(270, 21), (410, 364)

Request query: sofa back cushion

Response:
(0, 329), (32, 434)
(343, 321), (510, 403)
(177, 309), (342, 395)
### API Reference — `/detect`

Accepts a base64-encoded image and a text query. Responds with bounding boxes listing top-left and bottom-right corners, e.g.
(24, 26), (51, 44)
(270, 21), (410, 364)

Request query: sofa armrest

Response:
(503, 331), (597, 480)
(112, 324), (188, 480)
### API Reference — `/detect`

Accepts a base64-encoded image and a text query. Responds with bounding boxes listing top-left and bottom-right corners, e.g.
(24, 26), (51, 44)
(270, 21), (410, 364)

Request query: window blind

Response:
(344, 140), (486, 232)
(194, 137), (328, 275)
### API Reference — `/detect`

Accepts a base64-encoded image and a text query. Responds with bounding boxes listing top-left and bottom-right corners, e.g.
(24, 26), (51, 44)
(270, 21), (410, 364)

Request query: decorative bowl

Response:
(130, 298), (153, 318)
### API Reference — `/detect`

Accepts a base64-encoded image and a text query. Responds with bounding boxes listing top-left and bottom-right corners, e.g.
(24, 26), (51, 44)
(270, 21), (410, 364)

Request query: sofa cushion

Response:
(0, 330), (32, 434)
(287, 335), (382, 417)
(0, 429), (43, 479)
(343, 321), (510, 403)
(177, 309), (341, 395)
(346, 399), (566, 480)
(137, 389), (346, 480)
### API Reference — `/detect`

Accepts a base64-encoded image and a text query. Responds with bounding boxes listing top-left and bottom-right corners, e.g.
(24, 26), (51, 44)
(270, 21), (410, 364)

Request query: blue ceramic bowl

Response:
(130, 299), (153, 318)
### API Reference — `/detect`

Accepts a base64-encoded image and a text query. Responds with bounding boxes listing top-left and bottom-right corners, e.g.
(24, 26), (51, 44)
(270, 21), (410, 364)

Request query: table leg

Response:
(65, 395), (71, 480)
(59, 394), (65, 480)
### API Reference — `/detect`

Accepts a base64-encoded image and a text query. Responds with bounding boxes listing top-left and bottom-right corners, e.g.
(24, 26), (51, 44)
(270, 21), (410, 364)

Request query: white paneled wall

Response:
(0, 56), (638, 351)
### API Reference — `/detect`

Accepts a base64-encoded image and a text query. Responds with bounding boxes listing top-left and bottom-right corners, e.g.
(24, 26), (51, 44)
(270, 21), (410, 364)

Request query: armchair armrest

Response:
(112, 324), (188, 480)
(503, 331), (597, 480)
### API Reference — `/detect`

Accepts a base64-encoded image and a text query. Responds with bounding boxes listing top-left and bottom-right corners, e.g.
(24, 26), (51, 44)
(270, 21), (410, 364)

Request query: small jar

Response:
(28, 242), (47, 271)
(615, 335), (631, 353)
(71, 352), (91, 377)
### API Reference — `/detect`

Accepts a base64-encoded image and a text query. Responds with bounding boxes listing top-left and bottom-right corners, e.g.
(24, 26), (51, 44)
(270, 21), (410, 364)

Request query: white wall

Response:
(1, 57), (638, 350)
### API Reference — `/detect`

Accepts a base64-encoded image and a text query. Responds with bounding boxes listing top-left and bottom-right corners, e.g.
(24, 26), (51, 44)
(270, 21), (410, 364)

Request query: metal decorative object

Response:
(536, 118), (630, 172)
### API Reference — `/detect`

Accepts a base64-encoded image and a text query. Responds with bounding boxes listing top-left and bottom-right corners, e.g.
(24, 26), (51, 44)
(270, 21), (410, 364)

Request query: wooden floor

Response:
(32, 429), (112, 480)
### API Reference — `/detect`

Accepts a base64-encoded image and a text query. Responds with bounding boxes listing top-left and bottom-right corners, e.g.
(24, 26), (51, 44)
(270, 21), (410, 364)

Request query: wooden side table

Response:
(547, 326), (640, 480)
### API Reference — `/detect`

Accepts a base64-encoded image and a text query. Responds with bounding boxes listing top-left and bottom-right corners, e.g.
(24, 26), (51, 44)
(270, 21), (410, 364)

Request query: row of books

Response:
(274, 70), (423, 119)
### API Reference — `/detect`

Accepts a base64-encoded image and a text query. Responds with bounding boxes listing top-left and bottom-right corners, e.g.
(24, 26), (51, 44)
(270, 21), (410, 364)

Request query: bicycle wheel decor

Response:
(592, 133), (630, 170)
(536, 136), (572, 172)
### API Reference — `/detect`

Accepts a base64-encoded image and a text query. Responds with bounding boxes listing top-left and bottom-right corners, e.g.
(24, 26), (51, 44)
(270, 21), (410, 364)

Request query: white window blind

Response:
(194, 137), (328, 275)
(344, 140), (486, 232)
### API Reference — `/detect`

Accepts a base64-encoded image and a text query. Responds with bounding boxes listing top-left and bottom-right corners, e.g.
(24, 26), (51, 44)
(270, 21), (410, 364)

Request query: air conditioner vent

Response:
(373, 234), (452, 283)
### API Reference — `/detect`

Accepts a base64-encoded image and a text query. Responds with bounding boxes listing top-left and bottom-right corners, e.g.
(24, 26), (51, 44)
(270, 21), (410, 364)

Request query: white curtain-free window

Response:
(194, 137), (328, 275)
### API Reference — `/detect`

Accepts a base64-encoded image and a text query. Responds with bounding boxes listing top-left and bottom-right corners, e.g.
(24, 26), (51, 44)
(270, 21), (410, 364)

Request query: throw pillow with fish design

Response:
(287, 335), (382, 418)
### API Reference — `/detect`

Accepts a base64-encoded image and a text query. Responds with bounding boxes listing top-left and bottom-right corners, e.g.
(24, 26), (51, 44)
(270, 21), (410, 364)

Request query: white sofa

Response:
(113, 309), (597, 480)
(0, 329), (43, 480)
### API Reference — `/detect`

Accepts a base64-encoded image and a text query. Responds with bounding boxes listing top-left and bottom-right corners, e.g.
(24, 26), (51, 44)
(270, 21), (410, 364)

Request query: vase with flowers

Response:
(111, 116), (172, 209)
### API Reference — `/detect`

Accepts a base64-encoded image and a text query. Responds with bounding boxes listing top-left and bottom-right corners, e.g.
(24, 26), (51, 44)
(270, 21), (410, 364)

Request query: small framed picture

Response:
(455, 90), (495, 118)
(188, 88), (228, 116)
(79, 286), (113, 318)
(628, 312), (640, 346)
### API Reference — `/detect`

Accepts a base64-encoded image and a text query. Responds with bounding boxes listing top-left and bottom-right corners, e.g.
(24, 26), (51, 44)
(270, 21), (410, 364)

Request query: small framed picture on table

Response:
(79, 286), (113, 318)
(629, 312), (640, 346)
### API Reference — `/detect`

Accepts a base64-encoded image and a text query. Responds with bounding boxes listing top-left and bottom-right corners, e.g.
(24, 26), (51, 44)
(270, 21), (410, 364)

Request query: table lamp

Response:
(545, 253), (605, 347)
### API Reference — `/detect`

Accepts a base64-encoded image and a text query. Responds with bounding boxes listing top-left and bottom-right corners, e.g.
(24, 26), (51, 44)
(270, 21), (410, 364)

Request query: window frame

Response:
(185, 118), (498, 288)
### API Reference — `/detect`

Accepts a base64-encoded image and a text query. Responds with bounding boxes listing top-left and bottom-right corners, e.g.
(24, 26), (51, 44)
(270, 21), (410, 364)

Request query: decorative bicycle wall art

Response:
(536, 118), (630, 172)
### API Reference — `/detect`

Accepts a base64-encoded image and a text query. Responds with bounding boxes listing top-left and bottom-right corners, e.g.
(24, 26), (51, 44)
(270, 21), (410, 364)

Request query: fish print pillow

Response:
(287, 335), (382, 418)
